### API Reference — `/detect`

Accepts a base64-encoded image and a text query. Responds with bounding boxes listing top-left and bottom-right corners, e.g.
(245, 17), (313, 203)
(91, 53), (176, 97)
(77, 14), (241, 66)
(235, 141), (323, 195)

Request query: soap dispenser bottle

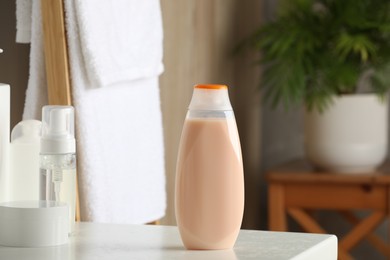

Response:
(175, 84), (245, 250)
(40, 105), (76, 234)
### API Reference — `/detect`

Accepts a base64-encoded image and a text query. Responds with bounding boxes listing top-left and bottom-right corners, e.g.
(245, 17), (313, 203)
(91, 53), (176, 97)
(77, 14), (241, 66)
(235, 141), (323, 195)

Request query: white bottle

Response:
(40, 106), (76, 234)
(9, 120), (41, 201)
(0, 83), (10, 203)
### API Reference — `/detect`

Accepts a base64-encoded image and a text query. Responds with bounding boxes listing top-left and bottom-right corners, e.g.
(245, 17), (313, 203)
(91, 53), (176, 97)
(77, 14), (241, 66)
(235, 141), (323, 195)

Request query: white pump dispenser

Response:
(41, 106), (75, 154)
(40, 106), (76, 234)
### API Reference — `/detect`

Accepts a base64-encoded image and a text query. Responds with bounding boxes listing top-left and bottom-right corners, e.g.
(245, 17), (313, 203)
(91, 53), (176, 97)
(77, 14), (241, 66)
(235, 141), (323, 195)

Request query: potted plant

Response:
(247, 0), (390, 172)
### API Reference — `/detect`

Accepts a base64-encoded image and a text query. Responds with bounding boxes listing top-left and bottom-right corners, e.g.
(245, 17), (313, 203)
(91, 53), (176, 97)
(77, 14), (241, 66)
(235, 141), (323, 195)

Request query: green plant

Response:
(248, 0), (390, 112)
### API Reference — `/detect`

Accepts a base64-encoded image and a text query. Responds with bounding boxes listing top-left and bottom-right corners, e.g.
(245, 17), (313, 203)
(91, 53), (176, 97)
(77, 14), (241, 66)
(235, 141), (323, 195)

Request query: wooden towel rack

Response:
(40, 0), (81, 221)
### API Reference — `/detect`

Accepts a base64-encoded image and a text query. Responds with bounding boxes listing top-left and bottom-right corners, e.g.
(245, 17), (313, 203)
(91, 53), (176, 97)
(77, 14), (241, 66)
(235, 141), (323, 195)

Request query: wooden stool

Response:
(266, 159), (390, 260)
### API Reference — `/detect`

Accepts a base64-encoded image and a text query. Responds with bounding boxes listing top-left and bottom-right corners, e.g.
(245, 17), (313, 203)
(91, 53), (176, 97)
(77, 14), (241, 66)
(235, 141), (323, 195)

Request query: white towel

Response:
(21, 0), (166, 224)
(16, 0), (32, 43)
(23, 0), (48, 120)
(74, 0), (164, 88)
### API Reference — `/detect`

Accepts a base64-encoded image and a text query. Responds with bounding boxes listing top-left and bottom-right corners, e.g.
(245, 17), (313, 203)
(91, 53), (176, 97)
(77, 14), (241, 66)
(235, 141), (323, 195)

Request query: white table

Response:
(0, 222), (337, 259)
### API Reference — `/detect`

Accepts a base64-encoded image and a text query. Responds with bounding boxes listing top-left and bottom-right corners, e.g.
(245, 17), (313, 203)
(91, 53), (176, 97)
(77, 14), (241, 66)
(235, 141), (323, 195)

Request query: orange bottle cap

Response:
(194, 84), (228, 90)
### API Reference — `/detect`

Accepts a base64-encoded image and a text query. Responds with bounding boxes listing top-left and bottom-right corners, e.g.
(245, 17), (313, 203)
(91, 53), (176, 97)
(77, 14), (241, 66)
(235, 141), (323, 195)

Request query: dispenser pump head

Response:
(41, 106), (75, 154)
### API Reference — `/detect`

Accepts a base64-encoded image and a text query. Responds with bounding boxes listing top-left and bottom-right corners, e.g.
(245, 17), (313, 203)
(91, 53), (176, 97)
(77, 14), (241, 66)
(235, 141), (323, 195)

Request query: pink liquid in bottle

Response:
(175, 84), (244, 250)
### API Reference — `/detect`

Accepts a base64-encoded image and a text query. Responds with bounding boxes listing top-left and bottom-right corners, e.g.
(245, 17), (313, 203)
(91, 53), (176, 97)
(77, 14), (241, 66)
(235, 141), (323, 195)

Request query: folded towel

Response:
(21, 0), (166, 224)
(16, 0), (32, 43)
(74, 0), (164, 88)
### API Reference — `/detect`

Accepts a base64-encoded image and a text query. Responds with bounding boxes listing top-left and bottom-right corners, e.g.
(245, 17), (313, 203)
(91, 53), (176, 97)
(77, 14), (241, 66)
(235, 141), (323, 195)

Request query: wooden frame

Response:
(40, 0), (80, 221)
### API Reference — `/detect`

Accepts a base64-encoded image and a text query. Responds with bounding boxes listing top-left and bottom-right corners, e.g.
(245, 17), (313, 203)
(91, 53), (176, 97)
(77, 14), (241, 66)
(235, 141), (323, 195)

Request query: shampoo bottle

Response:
(175, 84), (245, 250)
(40, 106), (76, 234)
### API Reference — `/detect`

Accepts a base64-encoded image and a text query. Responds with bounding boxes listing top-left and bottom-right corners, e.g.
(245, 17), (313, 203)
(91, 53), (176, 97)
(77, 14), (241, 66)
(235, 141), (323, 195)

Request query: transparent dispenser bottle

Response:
(40, 106), (76, 234)
(175, 84), (245, 250)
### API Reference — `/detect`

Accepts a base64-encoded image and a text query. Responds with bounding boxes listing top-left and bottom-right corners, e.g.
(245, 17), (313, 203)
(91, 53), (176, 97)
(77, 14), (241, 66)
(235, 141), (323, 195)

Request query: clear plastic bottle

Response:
(40, 106), (76, 234)
(175, 84), (245, 250)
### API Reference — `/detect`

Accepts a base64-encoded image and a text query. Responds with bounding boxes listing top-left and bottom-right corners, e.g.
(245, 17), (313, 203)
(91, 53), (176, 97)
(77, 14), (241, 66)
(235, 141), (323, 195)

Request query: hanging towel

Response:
(20, 0), (166, 224)
(22, 0), (48, 120)
(74, 0), (164, 88)
(16, 0), (32, 43)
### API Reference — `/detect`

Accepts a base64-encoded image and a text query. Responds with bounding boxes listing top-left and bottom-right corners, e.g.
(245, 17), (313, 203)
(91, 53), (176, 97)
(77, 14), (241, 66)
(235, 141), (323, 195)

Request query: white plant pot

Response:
(304, 94), (388, 173)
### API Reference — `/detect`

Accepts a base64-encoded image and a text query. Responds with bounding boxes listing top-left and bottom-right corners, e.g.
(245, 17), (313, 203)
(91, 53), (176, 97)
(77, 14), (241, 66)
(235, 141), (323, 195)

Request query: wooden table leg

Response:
(287, 208), (353, 260)
(340, 211), (385, 251)
(339, 210), (390, 257)
(268, 183), (287, 231)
